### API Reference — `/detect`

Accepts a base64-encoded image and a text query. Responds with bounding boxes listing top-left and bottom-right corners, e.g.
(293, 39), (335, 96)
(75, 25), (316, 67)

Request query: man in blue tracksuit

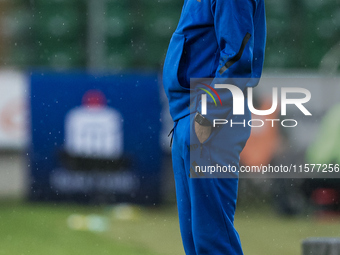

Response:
(163, 0), (266, 254)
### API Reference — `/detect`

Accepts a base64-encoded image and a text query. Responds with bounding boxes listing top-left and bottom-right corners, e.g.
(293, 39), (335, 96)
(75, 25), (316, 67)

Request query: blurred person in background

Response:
(162, 0), (266, 254)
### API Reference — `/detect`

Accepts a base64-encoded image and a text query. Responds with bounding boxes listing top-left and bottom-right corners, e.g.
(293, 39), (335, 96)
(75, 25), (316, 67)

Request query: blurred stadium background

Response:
(0, 0), (340, 254)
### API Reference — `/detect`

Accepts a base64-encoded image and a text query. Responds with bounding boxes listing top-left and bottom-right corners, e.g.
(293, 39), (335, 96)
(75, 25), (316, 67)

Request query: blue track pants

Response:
(171, 110), (251, 255)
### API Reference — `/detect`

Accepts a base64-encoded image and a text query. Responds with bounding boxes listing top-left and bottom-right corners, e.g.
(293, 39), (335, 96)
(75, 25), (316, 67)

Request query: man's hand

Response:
(195, 121), (212, 144)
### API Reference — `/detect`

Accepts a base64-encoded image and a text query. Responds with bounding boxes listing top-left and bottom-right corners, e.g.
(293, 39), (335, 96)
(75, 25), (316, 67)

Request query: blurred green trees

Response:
(0, 0), (339, 70)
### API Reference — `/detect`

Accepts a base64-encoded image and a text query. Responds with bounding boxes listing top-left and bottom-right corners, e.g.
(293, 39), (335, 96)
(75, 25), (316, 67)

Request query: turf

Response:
(0, 202), (157, 255)
(236, 207), (340, 255)
(1, 201), (340, 255)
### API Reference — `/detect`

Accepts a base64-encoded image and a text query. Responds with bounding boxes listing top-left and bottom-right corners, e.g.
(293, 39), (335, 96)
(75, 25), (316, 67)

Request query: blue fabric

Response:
(164, 0), (266, 253)
(163, 0), (266, 122)
(172, 109), (251, 254)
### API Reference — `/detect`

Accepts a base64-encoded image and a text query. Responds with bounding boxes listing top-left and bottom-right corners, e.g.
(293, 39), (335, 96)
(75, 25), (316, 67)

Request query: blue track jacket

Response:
(163, 0), (266, 123)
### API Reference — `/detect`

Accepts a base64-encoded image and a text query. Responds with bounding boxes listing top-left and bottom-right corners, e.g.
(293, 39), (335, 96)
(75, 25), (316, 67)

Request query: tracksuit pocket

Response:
(163, 33), (190, 93)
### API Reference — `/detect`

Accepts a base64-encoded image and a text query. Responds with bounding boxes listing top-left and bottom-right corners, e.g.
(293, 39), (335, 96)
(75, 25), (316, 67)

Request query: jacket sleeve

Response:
(197, 0), (265, 124)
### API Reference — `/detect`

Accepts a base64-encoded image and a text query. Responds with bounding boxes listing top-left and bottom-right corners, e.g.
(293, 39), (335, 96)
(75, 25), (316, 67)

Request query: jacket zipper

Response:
(219, 32), (252, 75)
